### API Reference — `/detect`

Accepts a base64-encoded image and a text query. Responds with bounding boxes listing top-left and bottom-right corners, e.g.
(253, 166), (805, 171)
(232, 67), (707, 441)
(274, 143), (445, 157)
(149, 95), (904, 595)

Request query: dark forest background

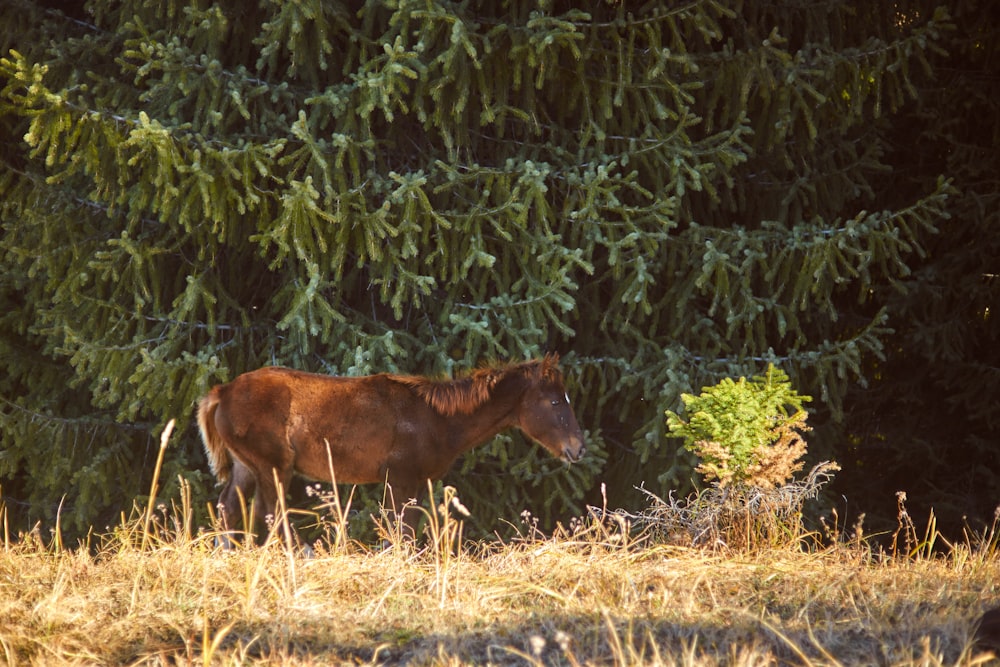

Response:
(1, 0), (997, 542)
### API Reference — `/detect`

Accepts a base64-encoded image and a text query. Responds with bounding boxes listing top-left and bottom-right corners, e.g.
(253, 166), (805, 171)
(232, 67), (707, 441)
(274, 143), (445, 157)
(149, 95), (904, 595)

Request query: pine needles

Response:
(2, 0), (981, 542)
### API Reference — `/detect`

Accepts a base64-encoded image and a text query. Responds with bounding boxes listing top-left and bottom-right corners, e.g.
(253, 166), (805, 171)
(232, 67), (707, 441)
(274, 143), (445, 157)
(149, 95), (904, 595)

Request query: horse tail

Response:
(197, 389), (232, 484)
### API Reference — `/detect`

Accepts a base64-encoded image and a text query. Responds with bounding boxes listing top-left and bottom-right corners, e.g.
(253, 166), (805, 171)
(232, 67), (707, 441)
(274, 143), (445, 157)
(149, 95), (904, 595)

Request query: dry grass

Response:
(2, 495), (999, 665)
(0, 424), (998, 665)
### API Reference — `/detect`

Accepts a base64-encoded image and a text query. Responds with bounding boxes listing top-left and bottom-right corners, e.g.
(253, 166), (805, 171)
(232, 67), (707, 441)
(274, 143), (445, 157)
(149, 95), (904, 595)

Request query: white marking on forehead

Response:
(565, 392), (571, 405)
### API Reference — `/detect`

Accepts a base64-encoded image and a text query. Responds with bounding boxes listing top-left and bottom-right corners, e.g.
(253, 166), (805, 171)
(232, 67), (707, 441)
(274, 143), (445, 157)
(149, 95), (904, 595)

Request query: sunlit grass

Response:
(1, 425), (998, 665)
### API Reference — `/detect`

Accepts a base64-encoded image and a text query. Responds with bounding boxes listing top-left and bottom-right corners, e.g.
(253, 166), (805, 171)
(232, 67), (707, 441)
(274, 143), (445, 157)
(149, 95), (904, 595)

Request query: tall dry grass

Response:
(1, 423), (998, 665)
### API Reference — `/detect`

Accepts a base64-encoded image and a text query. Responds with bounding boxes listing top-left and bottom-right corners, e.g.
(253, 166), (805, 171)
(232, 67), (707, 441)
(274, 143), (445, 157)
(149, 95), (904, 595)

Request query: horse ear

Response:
(538, 353), (563, 383)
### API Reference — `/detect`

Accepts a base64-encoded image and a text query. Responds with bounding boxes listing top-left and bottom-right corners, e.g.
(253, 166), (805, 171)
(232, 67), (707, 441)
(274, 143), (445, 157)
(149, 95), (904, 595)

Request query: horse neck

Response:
(446, 377), (525, 455)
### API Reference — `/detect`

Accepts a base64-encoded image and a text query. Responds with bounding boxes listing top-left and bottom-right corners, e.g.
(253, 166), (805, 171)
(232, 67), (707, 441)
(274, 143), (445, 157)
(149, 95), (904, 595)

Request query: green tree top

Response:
(667, 366), (812, 489)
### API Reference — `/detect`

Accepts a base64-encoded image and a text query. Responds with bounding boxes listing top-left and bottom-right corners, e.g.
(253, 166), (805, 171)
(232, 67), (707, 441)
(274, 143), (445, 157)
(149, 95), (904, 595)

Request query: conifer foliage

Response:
(667, 365), (811, 490)
(0, 1), (986, 538)
(832, 0), (1000, 534)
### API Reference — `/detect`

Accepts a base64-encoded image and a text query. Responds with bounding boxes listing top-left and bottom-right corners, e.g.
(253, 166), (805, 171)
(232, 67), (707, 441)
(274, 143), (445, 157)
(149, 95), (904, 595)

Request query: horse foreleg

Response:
(383, 479), (424, 543)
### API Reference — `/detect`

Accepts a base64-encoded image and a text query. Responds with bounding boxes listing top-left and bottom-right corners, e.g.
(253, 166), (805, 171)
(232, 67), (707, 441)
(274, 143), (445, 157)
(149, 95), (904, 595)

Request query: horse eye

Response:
(550, 399), (561, 406)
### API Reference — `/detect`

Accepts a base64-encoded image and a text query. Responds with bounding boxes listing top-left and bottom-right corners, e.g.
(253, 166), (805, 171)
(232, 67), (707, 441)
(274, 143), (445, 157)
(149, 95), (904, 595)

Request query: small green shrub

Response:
(666, 365), (812, 489)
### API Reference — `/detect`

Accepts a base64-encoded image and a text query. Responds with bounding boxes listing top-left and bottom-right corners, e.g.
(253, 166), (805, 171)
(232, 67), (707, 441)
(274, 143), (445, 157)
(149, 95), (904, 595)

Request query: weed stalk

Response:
(142, 419), (175, 550)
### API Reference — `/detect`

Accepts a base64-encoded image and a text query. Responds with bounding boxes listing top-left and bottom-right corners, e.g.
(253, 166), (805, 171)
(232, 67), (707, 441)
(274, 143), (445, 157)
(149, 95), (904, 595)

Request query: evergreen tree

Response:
(832, 0), (1000, 535)
(0, 0), (986, 539)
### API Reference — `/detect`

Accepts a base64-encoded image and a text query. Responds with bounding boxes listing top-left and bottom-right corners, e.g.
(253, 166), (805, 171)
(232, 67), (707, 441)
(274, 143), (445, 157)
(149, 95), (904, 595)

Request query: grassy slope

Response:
(1, 510), (998, 666)
(2, 424), (995, 665)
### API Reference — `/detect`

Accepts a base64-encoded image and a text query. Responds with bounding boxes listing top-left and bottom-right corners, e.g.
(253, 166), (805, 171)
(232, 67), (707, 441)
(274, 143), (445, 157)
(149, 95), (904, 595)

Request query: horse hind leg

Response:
(252, 466), (296, 547)
(216, 461), (256, 548)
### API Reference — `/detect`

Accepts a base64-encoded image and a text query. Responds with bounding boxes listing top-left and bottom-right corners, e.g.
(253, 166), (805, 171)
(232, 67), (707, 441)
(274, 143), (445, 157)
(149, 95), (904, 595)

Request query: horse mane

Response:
(390, 354), (563, 416)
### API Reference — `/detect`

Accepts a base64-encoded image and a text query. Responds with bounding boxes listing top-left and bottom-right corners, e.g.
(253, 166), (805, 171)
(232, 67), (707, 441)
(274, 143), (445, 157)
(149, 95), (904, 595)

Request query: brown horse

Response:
(196, 355), (585, 541)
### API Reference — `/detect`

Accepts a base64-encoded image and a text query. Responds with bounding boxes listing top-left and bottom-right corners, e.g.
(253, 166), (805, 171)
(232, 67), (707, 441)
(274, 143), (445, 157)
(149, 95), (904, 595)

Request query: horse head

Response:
(515, 356), (586, 463)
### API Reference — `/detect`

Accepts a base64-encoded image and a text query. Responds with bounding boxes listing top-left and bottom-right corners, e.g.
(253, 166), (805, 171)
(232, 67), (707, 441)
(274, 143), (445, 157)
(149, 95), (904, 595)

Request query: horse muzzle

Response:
(561, 438), (586, 463)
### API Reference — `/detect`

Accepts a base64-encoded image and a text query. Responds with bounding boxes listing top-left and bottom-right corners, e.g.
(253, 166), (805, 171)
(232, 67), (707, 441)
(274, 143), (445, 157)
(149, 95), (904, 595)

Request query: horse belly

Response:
(289, 411), (398, 485)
